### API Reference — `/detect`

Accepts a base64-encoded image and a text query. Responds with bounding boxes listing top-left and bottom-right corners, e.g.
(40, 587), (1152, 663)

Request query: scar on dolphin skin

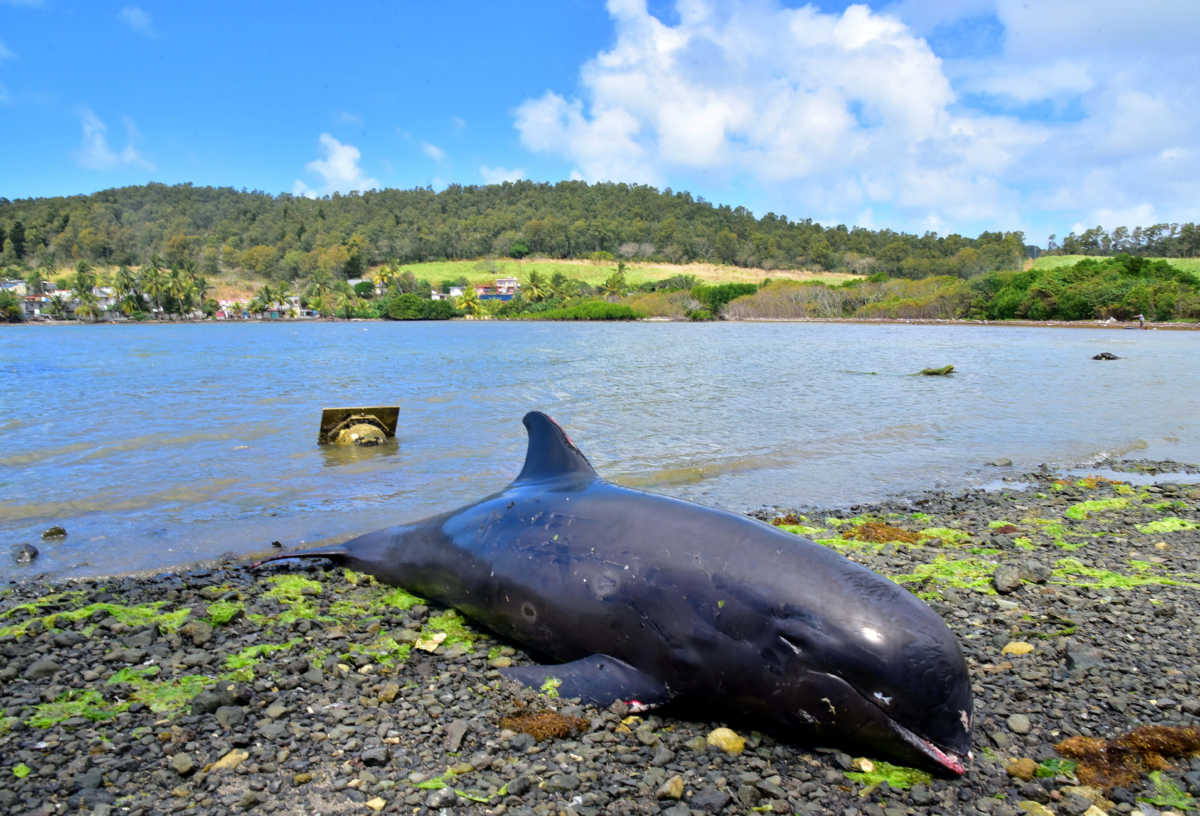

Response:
(259, 411), (973, 774)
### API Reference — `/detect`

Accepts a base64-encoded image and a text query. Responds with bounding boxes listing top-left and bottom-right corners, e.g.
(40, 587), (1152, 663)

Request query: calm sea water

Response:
(2, 321), (1197, 580)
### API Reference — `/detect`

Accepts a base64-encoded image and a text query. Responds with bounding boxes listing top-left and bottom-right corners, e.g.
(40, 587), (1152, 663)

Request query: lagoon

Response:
(2, 321), (1197, 580)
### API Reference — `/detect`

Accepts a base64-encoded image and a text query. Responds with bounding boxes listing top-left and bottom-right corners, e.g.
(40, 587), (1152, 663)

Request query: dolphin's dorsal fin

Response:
(514, 411), (597, 484)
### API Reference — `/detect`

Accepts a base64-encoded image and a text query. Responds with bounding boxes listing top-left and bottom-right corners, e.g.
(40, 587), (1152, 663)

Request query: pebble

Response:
(706, 727), (745, 754)
(1007, 714), (1032, 735)
(2, 462), (1198, 816)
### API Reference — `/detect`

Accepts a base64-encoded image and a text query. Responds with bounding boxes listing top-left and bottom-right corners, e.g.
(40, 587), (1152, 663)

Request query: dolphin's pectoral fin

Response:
(500, 655), (672, 709)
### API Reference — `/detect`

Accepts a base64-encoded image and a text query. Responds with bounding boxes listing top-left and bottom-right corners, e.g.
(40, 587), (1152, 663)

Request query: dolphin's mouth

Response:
(885, 715), (966, 775)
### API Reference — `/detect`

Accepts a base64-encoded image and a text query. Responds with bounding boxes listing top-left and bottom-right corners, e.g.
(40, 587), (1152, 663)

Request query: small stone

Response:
(690, 787), (732, 812)
(545, 773), (579, 792)
(208, 748), (249, 773)
(426, 787), (457, 807)
(1008, 714), (1032, 735)
(26, 657), (61, 679)
(179, 620), (212, 646)
(1003, 641), (1035, 656)
(993, 564), (1023, 593)
(1064, 641), (1104, 675)
(265, 702), (287, 719)
(706, 727), (745, 754)
(215, 705), (245, 729)
(1019, 802), (1055, 816)
(170, 754), (195, 776)
(445, 719), (469, 752)
(1021, 562), (1052, 583)
(13, 543), (38, 564)
(1007, 758), (1038, 781)
(505, 775), (532, 796)
(365, 797), (386, 813)
(488, 656), (513, 668)
(378, 681), (400, 702)
(657, 775), (684, 799)
(41, 525), (67, 539)
(293, 772), (313, 785)
(361, 747), (389, 766)
(989, 458), (1013, 467)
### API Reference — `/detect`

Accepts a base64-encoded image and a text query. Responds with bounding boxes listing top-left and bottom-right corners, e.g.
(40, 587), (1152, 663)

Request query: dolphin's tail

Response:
(252, 546), (351, 569)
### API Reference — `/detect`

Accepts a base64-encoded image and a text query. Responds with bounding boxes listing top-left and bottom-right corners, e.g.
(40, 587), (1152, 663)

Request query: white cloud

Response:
(510, 0), (1200, 237)
(421, 142), (445, 161)
(293, 133), (379, 196)
(480, 165), (525, 184)
(75, 109), (153, 170)
(451, 116), (466, 130)
(335, 111), (363, 126)
(0, 39), (15, 60)
(118, 6), (155, 37)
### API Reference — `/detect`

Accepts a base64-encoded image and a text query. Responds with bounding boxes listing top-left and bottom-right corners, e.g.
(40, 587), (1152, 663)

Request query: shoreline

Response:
(2, 461), (1198, 814)
(7, 316), (1199, 330)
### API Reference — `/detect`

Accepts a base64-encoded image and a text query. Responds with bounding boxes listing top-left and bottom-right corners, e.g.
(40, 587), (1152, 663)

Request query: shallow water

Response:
(1, 321), (1196, 579)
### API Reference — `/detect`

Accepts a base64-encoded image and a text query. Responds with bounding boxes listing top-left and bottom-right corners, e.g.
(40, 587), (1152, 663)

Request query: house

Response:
(475, 277), (521, 302)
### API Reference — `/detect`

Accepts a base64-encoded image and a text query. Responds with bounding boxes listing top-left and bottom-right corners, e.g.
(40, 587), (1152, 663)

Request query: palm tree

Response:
(114, 265), (143, 316)
(525, 270), (546, 303)
(600, 268), (628, 301)
(308, 269), (334, 315)
(47, 294), (69, 319)
(165, 265), (189, 317)
(185, 263), (209, 315)
(549, 271), (569, 301)
(375, 261), (398, 294)
(142, 258), (166, 316)
(457, 284), (484, 319)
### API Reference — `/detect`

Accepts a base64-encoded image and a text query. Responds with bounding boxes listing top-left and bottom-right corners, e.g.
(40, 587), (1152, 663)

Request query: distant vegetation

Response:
(1, 182), (1197, 324)
(1, 181), (1034, 283)
(722, 255), (1200, 322)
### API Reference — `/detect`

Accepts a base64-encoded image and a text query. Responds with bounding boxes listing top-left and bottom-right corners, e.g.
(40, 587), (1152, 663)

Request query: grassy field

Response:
(46, 258), (856, 304)
(382, 258), (860, 288)
(1033, 254), (1200, 273)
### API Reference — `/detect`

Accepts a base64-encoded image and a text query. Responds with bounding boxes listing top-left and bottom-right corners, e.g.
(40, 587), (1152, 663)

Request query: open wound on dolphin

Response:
(259, 411), (973, 775)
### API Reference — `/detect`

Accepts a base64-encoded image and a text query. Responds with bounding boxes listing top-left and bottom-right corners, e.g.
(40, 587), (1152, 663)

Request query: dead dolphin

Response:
(261, 411), (973, 773)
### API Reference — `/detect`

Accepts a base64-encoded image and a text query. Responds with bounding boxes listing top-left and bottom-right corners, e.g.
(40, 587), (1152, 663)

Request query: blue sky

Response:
(2, 1), (1198, 246)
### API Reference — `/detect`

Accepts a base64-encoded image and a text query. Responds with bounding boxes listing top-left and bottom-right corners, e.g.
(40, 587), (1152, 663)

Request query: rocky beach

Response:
(2, 462), (1198, 816)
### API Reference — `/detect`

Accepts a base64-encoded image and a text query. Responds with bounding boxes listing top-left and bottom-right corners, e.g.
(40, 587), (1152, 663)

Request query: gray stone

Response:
(215, 705), (245, 729)
(27, 657), (61, 679)
(170, 753), (195, 776)
(993, 564), (1023, 594)
(361, 747), (389, 766)
(545, 773), (580, 792)
(505, 775), (532, 796)
(1007, 713), (1032, 734)
(179, 620), (212, 645)
(1064, 640), (1104, 675)
(1021, 562), (1052, 583)
(689, 787), (732, 812)
(445, 719), (469, 752)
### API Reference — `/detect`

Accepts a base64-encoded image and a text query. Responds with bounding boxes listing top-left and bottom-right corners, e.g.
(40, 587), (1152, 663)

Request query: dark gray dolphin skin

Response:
(260, 411), (973, 774)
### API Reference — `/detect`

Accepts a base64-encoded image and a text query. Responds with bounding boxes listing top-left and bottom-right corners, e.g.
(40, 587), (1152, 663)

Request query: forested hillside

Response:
(0, 181), (1033, 281)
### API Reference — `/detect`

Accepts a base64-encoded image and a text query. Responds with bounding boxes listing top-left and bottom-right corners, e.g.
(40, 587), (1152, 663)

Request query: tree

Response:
(142, 258), (167, 315)
(524, 270), (546, 303)
(600, 268), (628, 301)
(114, 265), (143, 316)
(0, 290), (22, 322)
(457, 284), (484, 318)
(72, 261), (99, 321)
(8, 220), (25, 259)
